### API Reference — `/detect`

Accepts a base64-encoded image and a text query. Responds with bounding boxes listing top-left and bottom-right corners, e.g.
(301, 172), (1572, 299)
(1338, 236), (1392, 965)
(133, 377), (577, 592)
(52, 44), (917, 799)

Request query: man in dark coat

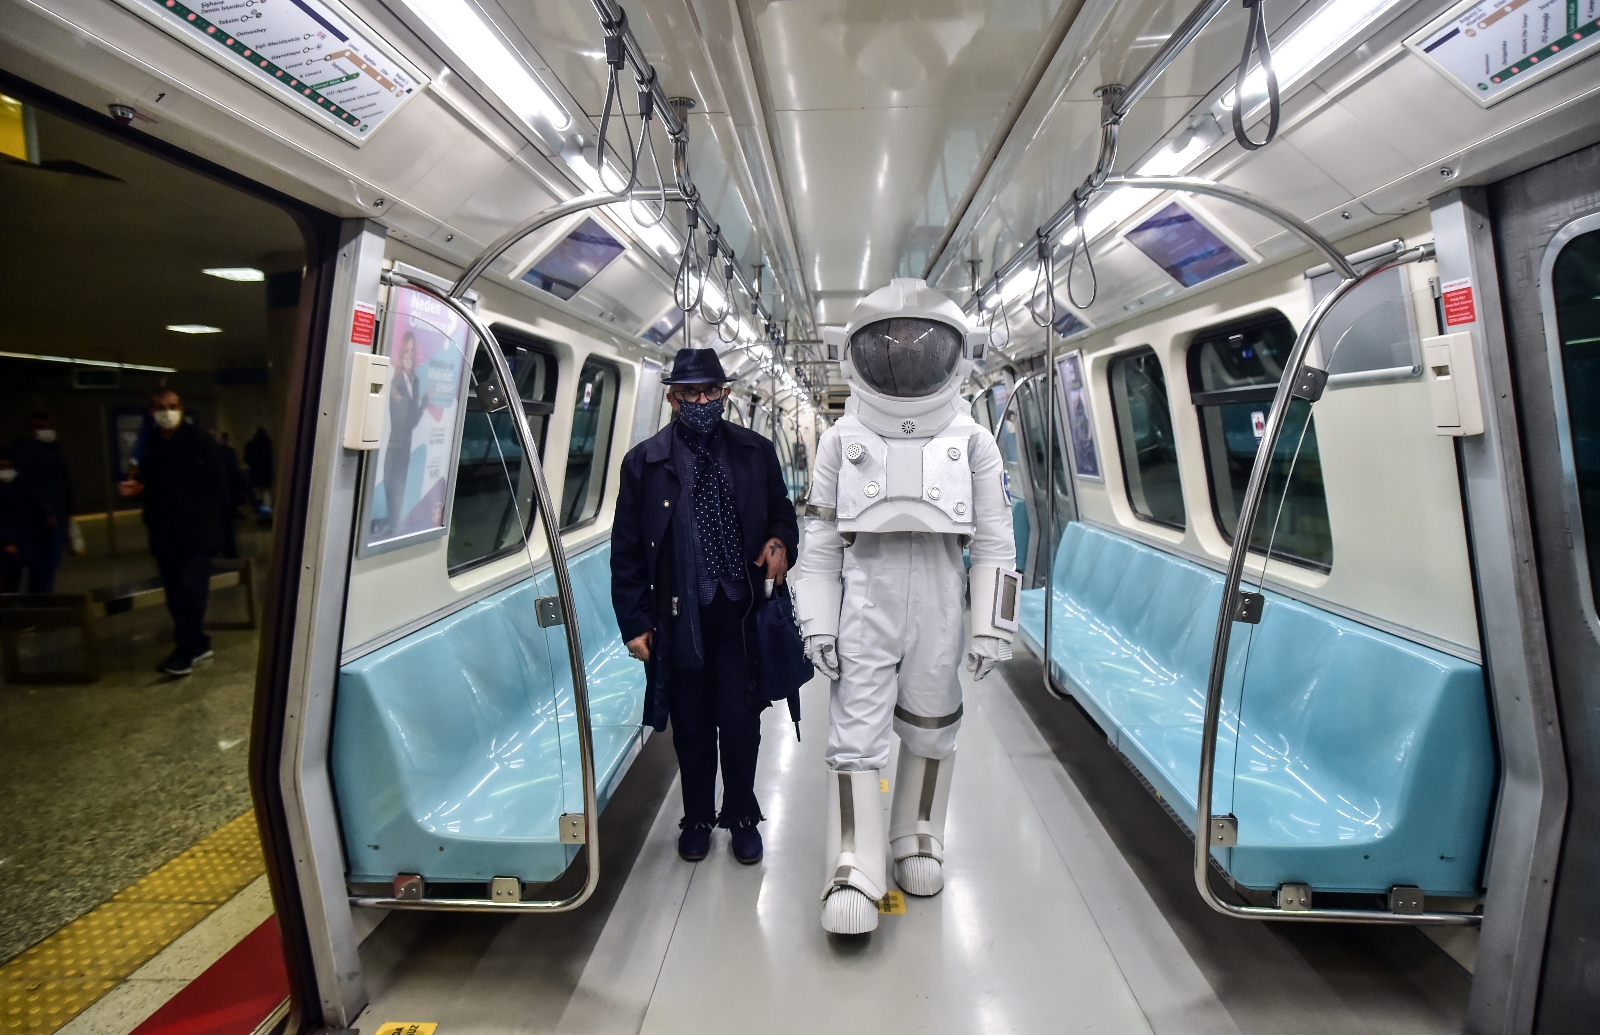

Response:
(119, 389), (227, 676)
(12, 412), (75, 592)
(611, 347), (798, 866)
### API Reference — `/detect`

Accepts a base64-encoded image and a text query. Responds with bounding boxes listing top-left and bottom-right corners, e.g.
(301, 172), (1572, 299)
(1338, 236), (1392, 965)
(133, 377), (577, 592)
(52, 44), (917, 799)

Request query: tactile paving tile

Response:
(0, 811), (266, 1035)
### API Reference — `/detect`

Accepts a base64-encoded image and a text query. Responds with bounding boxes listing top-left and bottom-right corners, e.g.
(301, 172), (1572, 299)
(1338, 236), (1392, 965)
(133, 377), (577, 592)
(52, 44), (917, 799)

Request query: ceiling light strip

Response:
(0, 350), (177, 373)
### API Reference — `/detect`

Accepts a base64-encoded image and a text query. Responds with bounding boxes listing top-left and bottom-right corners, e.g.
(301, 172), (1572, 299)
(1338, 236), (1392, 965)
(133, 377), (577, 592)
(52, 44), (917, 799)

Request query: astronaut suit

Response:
(792, 279), (1021, 936)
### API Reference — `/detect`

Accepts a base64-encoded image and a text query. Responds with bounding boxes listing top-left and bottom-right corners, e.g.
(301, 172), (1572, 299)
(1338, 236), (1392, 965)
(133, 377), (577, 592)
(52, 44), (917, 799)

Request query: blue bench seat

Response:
(1018, 522), (1495, 897)
(333, 540), (645, 885)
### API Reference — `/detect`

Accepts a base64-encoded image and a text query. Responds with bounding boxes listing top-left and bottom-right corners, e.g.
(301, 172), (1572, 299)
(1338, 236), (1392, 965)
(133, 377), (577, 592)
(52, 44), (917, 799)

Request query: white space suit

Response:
(791, 278), (1020, 936)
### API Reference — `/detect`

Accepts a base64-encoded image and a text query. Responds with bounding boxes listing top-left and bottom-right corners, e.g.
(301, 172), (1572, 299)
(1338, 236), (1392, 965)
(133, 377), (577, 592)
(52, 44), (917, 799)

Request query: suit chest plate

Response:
(836, 431), (974, 533)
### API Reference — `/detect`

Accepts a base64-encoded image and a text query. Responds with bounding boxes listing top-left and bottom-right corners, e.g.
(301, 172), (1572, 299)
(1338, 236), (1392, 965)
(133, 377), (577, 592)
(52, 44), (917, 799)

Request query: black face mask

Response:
(678, 396), (725, 433)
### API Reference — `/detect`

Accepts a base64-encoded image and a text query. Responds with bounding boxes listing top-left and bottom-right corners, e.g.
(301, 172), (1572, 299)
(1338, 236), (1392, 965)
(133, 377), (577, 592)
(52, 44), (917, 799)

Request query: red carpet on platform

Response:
(128, 917), (289, 1035)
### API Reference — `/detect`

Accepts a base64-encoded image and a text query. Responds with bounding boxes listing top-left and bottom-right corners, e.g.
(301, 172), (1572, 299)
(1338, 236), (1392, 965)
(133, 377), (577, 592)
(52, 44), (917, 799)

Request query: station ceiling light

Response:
(202, 267), (265, 281)
(0, 349), (176, 373)
(400, 0), (570, 132)
(166, 324), (223, 334)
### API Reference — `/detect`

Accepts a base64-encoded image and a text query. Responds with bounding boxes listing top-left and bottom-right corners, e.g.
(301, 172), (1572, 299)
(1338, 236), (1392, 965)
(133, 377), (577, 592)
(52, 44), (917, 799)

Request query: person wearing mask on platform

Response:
(381, 331), (429, 536)
(243, 427), (274, 516)
(12, 413), (74, 592)
(611, 347), (799, 866)
(119, 390), (227, 676)
(0, 452), (34, 594)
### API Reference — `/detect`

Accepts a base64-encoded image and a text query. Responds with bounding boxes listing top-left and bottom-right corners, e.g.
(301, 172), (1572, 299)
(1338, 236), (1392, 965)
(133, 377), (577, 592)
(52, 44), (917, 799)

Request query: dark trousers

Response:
(155, 550), (214, 658)
(670, 590), (762, 828)
(25, 526), (63, 593)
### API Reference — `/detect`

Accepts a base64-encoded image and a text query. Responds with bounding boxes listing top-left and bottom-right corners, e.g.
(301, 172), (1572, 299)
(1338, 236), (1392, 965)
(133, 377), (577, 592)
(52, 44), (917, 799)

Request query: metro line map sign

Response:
(112, 0), (427, 144)
(1407, 0), (1600, 107)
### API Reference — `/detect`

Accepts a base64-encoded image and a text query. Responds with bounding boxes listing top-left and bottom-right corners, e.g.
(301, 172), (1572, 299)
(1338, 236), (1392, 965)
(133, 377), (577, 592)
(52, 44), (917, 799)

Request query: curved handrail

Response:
(348, 275), (600, 913)
(1051, 174), (1474, 925)
(451, 188), (687, 300)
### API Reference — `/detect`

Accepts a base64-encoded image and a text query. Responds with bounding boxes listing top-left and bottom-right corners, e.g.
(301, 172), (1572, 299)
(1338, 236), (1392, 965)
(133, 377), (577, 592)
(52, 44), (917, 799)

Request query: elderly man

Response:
(119, 389), (227, 676)
(612, 347), (798, 865)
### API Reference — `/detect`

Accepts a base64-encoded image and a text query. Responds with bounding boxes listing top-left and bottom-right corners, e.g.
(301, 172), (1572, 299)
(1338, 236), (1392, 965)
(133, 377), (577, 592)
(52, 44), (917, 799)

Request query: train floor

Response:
(352, 652), (1473, 1035)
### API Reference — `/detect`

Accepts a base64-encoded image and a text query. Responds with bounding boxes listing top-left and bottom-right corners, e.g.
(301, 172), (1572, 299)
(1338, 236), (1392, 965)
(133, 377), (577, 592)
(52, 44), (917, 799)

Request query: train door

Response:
(1011, 374), (1077, 585)
(1490, 140), (1600, 1030)
(974, 381), (1040, 586)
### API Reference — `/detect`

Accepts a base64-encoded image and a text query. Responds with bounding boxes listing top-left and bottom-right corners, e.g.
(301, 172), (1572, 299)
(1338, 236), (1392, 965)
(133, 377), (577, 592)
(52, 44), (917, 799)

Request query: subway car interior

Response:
(1, 0), (1597, 1032)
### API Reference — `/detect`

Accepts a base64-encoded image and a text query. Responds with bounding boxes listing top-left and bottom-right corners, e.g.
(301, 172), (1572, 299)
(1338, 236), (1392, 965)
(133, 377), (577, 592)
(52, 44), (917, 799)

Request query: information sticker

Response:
(1406, 0), (1600, 107)
(111, 0), (427, 144)
(1441, 278), (1477, 326)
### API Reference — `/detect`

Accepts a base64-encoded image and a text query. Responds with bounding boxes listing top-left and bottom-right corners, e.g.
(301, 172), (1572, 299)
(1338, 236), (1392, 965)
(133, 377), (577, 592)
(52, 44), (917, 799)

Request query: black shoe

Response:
(158, 652), (194, 676)
(191, 648), (215, 663)
(678, 822), (712, 861)
(730, 824), (763, 864)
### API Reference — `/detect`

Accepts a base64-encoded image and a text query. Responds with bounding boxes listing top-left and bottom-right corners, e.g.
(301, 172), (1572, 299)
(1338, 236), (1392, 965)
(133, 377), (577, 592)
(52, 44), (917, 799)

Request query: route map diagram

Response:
(122, 0), (425, 143)
(1408, 0), (1600, 106)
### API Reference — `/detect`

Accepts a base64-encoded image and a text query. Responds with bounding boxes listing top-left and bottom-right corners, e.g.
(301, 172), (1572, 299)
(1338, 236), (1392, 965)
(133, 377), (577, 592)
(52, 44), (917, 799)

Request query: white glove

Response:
(965, 635), (1012, 681)
(807, 634), (841, 680)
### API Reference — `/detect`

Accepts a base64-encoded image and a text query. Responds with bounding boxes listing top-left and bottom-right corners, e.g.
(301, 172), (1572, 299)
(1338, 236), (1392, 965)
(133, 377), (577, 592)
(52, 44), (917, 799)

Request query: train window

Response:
(560, 358), (621, 530)
(1550, 226), (1600, 605)
(1108, 349), (1186, 529)
(1186, 311), (1333, 570)
(446, 330), (558, 574)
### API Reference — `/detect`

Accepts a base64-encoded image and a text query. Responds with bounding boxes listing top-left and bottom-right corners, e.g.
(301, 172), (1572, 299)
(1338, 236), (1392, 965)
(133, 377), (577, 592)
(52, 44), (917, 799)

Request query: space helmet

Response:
(823, 279), (989, 434)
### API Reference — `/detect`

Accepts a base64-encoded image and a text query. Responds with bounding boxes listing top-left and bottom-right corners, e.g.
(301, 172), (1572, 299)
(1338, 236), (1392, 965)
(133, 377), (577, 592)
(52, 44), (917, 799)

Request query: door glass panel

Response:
(1107, 349), (1185, 529)
(447, 339), (556, 573)
(560, 359), (620, 530)
(1188, 311), (1333, 570)
(1015, 378), (1072, 565)
(1552, 227), (1600, 603)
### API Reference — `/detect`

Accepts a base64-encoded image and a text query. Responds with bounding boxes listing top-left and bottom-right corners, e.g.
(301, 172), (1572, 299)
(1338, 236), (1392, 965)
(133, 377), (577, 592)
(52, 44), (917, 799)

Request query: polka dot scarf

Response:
(676, 420), (748, 604)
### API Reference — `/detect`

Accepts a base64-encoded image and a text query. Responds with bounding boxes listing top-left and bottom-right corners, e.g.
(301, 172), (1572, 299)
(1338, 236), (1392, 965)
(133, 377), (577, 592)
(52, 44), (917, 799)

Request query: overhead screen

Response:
(523, 218), (625, 301)
(1124, 202), (1246, 288)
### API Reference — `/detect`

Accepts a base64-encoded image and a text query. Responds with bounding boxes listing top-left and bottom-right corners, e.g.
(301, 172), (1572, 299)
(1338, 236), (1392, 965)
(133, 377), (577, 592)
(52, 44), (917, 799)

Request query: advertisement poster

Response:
(361, 286), (470, 555)
(1056, 352), (1101, 481)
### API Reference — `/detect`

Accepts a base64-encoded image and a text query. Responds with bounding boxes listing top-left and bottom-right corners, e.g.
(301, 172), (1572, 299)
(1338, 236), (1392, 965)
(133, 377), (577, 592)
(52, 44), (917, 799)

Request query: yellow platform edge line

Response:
(1, 810), (267, 1035)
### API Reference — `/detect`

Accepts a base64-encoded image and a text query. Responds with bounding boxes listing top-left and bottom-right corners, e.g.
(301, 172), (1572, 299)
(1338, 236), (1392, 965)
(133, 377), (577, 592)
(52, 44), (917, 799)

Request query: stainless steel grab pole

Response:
(348, 276), (600, 914)
(1185, 246), (1476, 925)
(1027, 171), (1476, 925)
(451, 189), (685, 301)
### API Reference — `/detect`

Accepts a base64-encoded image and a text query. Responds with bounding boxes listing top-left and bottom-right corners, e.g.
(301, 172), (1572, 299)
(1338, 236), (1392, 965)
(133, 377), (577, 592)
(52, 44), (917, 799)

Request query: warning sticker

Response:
(351, 300), (378, 347)
(1442, 278), (1477, 326)
(877, 890), (906, 914)
(880, 778), (889, 793)
(373, 1024), (436, 1035)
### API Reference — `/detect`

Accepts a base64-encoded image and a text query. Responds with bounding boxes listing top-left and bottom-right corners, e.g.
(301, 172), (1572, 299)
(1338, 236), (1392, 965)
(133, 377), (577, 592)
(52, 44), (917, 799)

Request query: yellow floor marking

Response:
(879, 778), (889, 793)
(877, 891), (906, 914)
(0, 811), (265, 1035)
(374, 1023), (439, 1035)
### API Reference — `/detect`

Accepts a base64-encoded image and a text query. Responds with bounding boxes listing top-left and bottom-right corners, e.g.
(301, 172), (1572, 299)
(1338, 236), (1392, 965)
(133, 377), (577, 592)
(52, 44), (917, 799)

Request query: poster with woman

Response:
(1056, 351), (1102, 481)
(359, 285), (471, 554)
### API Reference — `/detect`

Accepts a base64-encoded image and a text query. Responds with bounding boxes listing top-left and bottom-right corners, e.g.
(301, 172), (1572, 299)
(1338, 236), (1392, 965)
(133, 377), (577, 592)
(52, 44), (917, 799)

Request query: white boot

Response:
(889, 745), (954, 897)
(820, 769), (886, 934)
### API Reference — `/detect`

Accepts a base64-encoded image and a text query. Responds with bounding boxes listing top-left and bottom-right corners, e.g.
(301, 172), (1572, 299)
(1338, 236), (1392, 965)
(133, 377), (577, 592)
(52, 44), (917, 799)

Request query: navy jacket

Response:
(611, 419), (799, 731)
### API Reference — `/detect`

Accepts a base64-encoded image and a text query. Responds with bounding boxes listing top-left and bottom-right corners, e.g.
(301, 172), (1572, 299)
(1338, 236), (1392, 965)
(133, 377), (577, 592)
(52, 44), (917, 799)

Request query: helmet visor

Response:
(847, 318), (964, 398)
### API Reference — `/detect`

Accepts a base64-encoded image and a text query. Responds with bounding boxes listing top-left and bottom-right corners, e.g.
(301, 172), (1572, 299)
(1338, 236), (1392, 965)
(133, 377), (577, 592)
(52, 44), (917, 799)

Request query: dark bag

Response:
(755, 581), (812, 737)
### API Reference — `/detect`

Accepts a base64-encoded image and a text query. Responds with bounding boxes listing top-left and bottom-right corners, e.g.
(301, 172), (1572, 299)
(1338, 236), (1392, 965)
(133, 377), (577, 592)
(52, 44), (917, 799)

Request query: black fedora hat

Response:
(662, 347), (734, 385)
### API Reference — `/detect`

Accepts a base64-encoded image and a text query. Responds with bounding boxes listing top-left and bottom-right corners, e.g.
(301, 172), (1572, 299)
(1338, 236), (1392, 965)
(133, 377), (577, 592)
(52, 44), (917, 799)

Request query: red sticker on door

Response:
(351, 300), (377, 347)
(1441, 278), (1476, 326)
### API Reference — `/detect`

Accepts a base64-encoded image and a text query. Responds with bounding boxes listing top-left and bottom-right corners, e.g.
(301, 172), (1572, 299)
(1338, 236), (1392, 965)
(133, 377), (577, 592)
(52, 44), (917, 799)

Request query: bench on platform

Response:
(333, 539), (647, 887)
(0, 560), (257, 683)
(1018, 521), (1495, 897)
